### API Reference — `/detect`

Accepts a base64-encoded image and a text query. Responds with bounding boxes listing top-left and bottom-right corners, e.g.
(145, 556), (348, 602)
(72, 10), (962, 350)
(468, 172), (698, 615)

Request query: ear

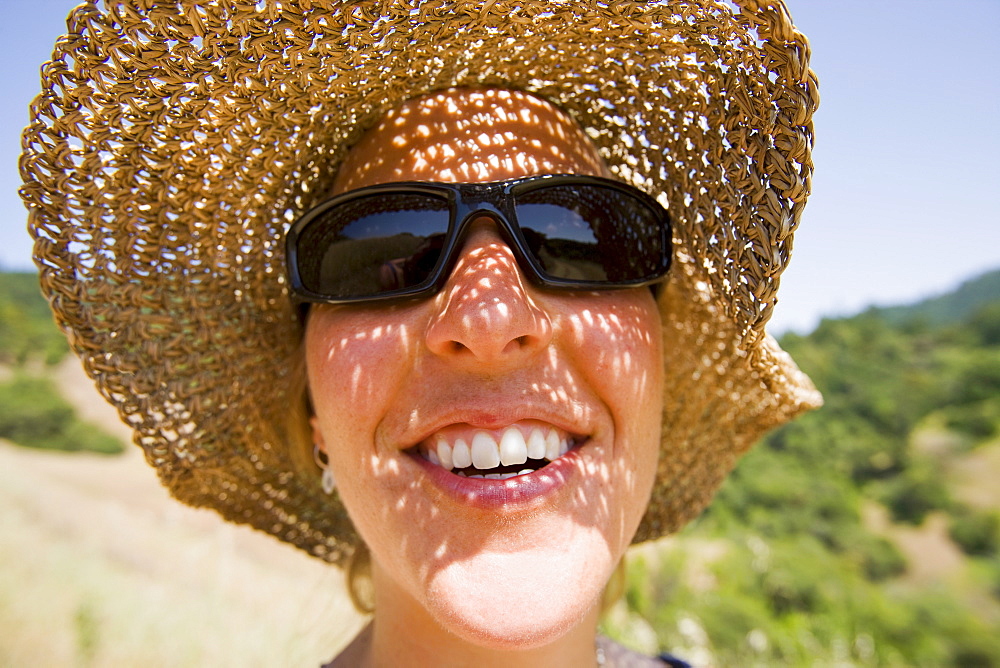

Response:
(310, 415), (326, 452)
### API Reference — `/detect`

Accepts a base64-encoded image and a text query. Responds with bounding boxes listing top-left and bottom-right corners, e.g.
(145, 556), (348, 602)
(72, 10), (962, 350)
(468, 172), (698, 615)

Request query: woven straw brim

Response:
(21, 0), (821, 564)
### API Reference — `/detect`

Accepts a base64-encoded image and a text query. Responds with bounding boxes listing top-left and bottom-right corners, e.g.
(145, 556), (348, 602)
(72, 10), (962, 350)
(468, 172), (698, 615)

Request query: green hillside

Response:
(0, 271), (68, 366)
(874, 268), (1000, 329)
(0, 271), (121, 454)
(614, 270), (1000, 665)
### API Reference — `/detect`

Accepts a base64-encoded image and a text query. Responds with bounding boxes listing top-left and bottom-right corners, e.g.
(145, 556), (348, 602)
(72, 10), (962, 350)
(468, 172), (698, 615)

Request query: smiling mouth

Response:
(413, 423), (580, 480)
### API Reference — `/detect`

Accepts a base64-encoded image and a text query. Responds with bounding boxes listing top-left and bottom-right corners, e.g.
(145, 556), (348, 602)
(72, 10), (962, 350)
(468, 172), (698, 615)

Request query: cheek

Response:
(304, 309), (425, 544)
(304, 309), (417, 458)
(564, 291), (663, 521)
(564, 291), (663, 417)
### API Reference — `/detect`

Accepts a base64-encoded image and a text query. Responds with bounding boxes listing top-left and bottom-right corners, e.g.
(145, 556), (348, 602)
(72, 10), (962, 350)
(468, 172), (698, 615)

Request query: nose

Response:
(424, 220), (553, 367)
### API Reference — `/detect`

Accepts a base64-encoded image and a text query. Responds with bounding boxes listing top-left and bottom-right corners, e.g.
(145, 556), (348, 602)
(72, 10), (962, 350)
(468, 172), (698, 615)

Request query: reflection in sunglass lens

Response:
(289, 177), (670, 304)
(514, 184), (665, 282)
(296, 193), (451, 298)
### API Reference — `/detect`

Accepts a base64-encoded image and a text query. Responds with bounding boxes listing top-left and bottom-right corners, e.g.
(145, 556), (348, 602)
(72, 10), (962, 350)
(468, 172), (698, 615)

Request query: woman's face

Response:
(306, 89), (663, 649)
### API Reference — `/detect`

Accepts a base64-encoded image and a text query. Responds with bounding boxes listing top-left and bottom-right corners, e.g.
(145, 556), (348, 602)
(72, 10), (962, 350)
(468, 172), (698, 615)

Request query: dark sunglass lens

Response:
(295, 193), (450, 298)
(514, 184), (667, 283)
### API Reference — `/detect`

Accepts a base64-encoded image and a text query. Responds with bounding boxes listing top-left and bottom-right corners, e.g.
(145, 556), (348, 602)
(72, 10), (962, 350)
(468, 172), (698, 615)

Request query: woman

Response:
(21, 1), (821, 665)
(303, 87), (669, 665)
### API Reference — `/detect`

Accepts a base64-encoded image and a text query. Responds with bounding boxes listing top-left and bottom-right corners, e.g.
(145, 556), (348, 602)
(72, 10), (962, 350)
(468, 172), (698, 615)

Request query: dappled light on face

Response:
(306, 286), (662, 626)
(306, 282), (662, 649)
(334, 88), (608, 192)
(307, 310), (415, 405)
(424, 230), (554, 364)
(564, 300), (653, 394)
(304, 86), (663, 644)
(343, 288), (655, 553)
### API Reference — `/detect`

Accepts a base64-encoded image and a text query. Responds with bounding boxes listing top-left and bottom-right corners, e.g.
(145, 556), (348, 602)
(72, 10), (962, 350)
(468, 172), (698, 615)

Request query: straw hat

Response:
(21, 0), (822, 564)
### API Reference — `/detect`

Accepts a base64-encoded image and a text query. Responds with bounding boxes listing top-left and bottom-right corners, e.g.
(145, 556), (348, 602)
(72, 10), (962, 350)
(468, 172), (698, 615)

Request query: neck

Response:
(342, 559), (603, 668)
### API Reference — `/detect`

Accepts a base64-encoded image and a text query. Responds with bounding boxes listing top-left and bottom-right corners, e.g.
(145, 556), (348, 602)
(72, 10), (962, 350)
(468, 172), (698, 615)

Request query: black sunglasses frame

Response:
(285, 174), (672, 305)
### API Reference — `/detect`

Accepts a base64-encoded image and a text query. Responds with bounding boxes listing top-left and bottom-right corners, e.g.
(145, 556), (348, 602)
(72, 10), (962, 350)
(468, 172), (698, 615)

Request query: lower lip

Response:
(410, 446), (583, 510)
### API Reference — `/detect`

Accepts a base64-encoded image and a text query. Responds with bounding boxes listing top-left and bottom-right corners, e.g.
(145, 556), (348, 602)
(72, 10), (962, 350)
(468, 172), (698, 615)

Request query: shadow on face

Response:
(333, 88), (610, 192)
(305, 87), (663, 647)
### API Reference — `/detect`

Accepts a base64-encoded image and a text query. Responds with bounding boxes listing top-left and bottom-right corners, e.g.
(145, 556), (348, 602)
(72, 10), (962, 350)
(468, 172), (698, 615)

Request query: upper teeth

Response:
(421, 425), (571, 479)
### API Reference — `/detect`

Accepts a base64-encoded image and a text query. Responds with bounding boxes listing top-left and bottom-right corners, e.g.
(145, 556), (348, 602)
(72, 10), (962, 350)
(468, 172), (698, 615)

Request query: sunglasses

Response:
(286, 174), (672, 304)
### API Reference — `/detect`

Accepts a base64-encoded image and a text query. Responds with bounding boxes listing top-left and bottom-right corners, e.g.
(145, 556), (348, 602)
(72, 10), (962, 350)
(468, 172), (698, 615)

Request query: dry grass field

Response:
(0, 361), (365, 667)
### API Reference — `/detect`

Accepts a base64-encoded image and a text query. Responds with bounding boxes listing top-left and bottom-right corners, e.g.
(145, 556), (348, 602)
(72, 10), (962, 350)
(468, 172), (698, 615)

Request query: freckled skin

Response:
(307, 89), (663, 667)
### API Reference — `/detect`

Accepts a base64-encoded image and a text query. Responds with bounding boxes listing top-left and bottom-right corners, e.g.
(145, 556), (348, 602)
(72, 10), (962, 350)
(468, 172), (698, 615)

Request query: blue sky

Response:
(2, 1), (998, 333)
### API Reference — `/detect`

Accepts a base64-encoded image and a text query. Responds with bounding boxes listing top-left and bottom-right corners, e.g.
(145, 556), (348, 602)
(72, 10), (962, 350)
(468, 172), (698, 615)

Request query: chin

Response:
(423, 540), (611, 650)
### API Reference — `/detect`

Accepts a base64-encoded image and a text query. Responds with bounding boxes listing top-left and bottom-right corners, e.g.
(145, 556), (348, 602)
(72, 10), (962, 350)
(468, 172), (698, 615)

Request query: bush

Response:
(988, 561), (1000, 601)
(0, 375), (123, 454)
(0, 375), (73, 448)
(968, 302), (1000, 346)
(952, 353), (1000, 405)
(942, 398), (1000, 442)
(949, 509), (1000, 558)
(853, 533), (907, 581)
(879, 462), (952, 525)
(0, 272), (69, 366)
